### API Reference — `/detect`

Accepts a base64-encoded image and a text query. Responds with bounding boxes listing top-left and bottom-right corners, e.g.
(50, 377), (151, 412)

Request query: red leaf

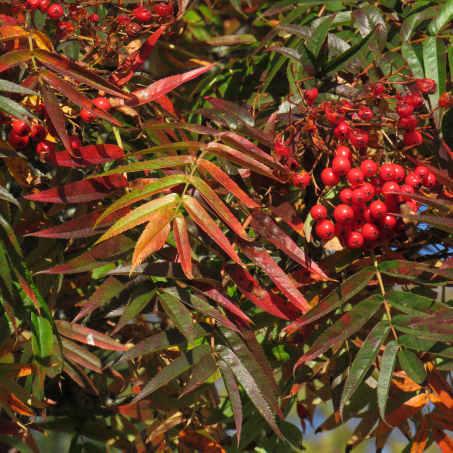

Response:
(241, 245), (311, 314)
(24, 175), (127, 204)
(129, 64), (215, 106)
(26, 207), (130, 239)
(154, 95), (177, 116)
(173, 215), (193, 279)
(48, 144), (125, 168)
(183, 195), (243, 265)
(433, 429), (453, 453)
(0, 49), (32, 73)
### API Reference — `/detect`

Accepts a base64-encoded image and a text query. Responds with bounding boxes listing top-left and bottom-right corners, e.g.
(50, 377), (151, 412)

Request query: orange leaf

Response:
(8, 393), (33, 416)
(428, 371), (453, 410)
(410, 416), (429, 453)
(433, 429), (453, 453)
(173, 215), (193, 279)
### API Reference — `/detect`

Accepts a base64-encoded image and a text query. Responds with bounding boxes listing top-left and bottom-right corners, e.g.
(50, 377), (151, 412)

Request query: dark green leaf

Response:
(377, 340), (399, 420)
(398, 349), (427, 384)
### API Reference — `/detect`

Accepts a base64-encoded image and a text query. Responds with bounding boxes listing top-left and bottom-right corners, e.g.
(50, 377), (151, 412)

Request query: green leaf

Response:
(114, 290), (155, 334)
(428, 0), (453, 35)
(0, 79), (37, 95)
(180, 351), (217, 396)
(294, 294), (383, 368)
(307, 16), (334, 58)
(387, 290), (444, 315)
(340, 321), (390, 416)
(377, 340), (399, 420)
(285, 267), (375, 334)
(0, 186), (19, 208)
(0, 95), (34, 120)
(401, 43), (424, 79)
(398, 349), (427, 385)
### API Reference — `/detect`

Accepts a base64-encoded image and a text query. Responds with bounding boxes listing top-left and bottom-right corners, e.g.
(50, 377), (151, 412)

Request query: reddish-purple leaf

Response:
(183, 195), (243, 265)
(198, 159), (259, 209)
(56, 320), (129, 351)
(34, 49), (131, 99)
(26, 207), (130, 239)
(24, 175), (127, 204)
(48, 144), (125, 168)
(128, 64), (215, 106)
(271, 201), (306, 237)
(241, 245), (311, 314)
(37, 235), (134, 274)
(251, 211), (328, 280)
(173, 215), (193, 279)
(61, 338), (102, 373)
(0, 49), (32, 73)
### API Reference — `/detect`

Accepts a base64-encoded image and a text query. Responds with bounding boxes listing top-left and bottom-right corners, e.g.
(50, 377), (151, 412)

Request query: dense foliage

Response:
(0, 0), (452, 451)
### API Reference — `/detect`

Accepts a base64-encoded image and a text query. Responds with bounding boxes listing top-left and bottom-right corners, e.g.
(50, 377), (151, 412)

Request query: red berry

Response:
(93, 96), (111, 111)
(117, 14), (131, 25)
(381, 181), (400, 196)
(320, 168), (339, 186)
(333, 121), (350, 138)
(358, 105), (373, 121)
(396, 103), (414, 118)
(69, 135), (81, 150)
(35, 140), (55, 156)
(153, 2), (174, 17)
(393, 164), (406, 183)
(315, 220), (335, 241)
(26, 0), (41, 9)
(372, 82), (385, 97)
(398, 115), (418, 130)
(58, 21), (75, 35)
(332, 156), (351, 176)
(379, 163), (396, 182)
(133, 6), (152, 23)
(360, 159), (378, 178)
(310, 204), (327, 221)
(362, 207), (372, 223)
(339, 100), (353, 114)
(30, 124), (46, 141)
(399, 184), (415, 202)
(404, 93), (424, 108)
(439, 92), (453, 108)
(403, 129), (423, 147)
(334, 204), (355, 223)
(362, 223), (380, 242)
(339, 188), (353, 204)
(360, 182), (375, 201)
(369, 200), (387, 220)
(274, 141), (291, 158)
(346, 168), (365, 187)
(345, 231), (364, 249)
(351, 188), (367, 205)
(8, 130), (29, 149)
(325, 107), (343, 125)
(334, 145), (352, 160)
(126, 22), (142, 37)
(292, 171), (311, 188)
(405, 172), (422, 189)
(424, 172), (437, 188)
(11, 119), (30, 136)
(47, 3), (64, 19)
(349, 129), (368, 149)
(304, 88), (318, 106)
(88, 13), (99, 22)
(415, 78), (436, 94)
(39, 0), (51, 12)
(381, 214), (397, 230)
(80, 108), (94, 123)
(405, 200), (418, 213)
(414, 165), (429, 178)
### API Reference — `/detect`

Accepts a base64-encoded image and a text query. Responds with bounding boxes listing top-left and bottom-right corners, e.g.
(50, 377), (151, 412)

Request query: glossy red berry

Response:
(404, 93), (424, 108)
(398, 115), (418, 130)
(379, 163), (396, 182)
(133, 6), (152, 23)
(80, 108), (94, 123)
(372, 82), (385, 97)
(11, 119), (30, 136)
(439, 92), (453, 108)
(360, 182), (375, 201)
(339, 100), (353, 114)
(351, 188), (367, 205)
(325, 107), (343, 125)
(396, 103), (414, 118)
(35, 140), (55, 156)
(26, 0), (41, 9)
(39, 0), (51, 12)
(153, 2), (174, 17)
(362, 223), (380, 242)
(381, 181), (400, 196)
(274, 141), (291, 158)
(358, 105), (373, 121)
(414, 165), (429, 178)
(93, 97), (111, 111)
(334, 204), (355, 223)
(415, 78), (436, 94)
(399, 184), (415, 202)
(369, 200), (387, 220)
(405, 172), (422, 189)
(88, 13), (99, 22)
(47, 3), (64, 19)
(381, 214), (397, 230)
(349, 129), (369, 149)
(58, 21), (75, 35)
(69, 135), (81, 150)
(333, 121), (350, 138)
(424, 172), (437, 188)
(339, 188), (353, 204)
(346, 168), (365, 187)
(360, 159), (378, 178)
(332, 156), (351, 176)
(310, 204), (327, 221)
(304, 88), (318, 106)
(345, 231), (364, 249)
(8, 131), (29, 149)
(393, 164), (406, 183)
(292, 171), (311, 188)
(334, 145), (352, 160)
(315, 220), (335, 241)
(320, 168), (339, 186)
(30, 124), (46, 141)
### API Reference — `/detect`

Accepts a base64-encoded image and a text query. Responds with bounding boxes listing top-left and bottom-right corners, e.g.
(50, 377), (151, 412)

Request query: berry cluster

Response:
(310, 145), (437, 249)
(25, 0), (65, 20)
